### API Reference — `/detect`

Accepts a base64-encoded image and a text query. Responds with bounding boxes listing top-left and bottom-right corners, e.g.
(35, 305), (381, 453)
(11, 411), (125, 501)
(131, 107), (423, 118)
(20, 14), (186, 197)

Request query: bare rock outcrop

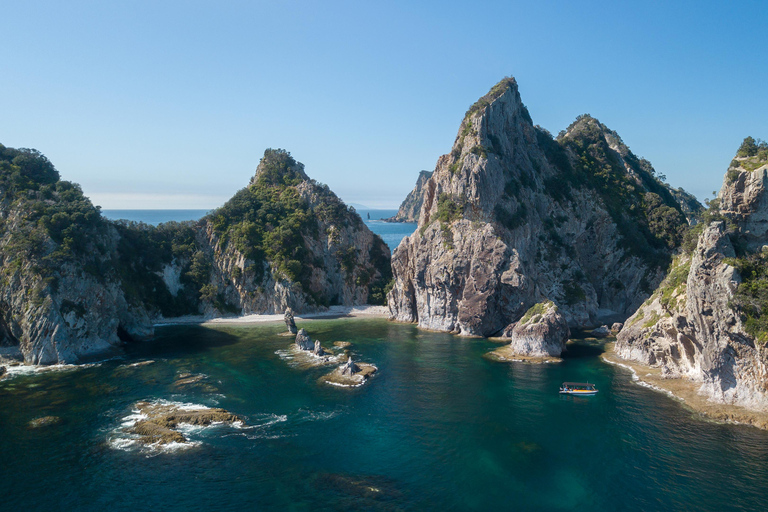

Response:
(295, 328), (314, 351)
(284, 308), (298, 334)
(320, 355), (377, 387)
(388, 77), (692, 336)
(616, 151), (768, 413)
(501, 301), (569, 357)
(128, 401), (241, 445)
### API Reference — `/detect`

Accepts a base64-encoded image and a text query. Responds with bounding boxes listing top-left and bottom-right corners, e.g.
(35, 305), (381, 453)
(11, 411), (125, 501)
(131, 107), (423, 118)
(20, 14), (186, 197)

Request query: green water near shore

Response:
(1, 319), (767, 511)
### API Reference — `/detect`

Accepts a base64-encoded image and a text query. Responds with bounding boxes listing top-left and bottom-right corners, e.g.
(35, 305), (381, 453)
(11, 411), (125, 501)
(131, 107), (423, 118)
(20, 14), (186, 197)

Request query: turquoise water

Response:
(1, 319), (767, 511)
(102, 208), (416, 251)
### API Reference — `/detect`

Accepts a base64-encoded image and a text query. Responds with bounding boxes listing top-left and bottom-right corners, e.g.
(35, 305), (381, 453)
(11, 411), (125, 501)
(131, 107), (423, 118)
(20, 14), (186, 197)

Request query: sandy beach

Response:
(154, 305), (390, 326)
(602, 342), (768, 430)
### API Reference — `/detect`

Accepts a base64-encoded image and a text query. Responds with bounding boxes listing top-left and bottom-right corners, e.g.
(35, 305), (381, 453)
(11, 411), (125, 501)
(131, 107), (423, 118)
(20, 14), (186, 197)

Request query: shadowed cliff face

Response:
(388, 77), (692, 336)
(616, 150), (768, 412)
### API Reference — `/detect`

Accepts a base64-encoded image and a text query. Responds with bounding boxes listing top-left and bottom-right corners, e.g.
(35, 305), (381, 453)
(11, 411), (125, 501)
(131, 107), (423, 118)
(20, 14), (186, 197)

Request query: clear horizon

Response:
(3, 1), (767, 209)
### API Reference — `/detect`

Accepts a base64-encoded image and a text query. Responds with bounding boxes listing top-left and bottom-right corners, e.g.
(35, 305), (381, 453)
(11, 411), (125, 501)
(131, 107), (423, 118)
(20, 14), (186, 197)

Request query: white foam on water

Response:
(325, 380), (366, 388)
(601, 356), (680, 400)
(2, 361), (100, 380)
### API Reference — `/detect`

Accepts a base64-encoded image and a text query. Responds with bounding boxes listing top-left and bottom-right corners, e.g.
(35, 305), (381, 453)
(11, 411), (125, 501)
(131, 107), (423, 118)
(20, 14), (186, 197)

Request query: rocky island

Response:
(319, 355), (378, 387)
(488, 300), (569, 363)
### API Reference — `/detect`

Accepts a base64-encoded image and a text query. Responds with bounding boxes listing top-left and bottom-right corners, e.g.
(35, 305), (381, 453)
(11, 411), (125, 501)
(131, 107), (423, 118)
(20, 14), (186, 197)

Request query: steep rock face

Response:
(502, 301), (570, 357)
(616, 156), (768, 411)
(388, 77), (691, 336)
(387, 171), (432, 222)
(0, 146), (153, 364)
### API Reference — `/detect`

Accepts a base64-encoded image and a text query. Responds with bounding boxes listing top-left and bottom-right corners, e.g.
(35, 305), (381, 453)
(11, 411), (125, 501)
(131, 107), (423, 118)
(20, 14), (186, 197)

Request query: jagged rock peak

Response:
(250, 148), (309, 187)
(388, 76), (692, 337)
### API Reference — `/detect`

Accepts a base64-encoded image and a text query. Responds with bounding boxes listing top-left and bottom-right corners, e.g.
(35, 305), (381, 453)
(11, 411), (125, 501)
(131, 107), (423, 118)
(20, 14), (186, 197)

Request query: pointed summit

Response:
(250, 148), (309, 187)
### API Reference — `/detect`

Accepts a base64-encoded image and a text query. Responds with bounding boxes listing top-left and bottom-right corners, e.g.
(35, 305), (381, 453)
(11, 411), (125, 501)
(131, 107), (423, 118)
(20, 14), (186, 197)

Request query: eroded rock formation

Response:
(616, 149), (768, 412)
(0, 145), (390, 364)
(388, 77), (694, 336)
(501, 301), (569, 357)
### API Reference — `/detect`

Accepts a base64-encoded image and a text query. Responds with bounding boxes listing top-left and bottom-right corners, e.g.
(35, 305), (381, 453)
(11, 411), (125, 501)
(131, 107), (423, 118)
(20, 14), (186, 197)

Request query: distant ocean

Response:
(102, 208), (416, 251)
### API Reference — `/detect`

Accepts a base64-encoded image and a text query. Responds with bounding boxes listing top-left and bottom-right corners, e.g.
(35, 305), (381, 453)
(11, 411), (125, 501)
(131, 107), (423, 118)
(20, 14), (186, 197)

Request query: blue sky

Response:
(2, 1), (767, 209)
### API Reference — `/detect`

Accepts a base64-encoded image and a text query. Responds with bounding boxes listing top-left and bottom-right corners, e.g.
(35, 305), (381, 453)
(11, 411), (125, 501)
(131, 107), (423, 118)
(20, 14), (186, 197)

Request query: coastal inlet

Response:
(1, 318), (768, 511)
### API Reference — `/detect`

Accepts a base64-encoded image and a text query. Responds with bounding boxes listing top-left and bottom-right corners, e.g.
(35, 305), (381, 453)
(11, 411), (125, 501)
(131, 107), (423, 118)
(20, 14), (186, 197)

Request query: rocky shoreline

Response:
(603, 343), (768, 430)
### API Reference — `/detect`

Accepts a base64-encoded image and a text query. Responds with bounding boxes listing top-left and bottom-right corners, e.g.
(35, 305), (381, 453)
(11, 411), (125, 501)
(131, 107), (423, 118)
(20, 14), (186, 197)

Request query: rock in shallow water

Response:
(501, 301), (570, 357)
(28, 416), (63, 429)
(129, 401), (241, 445)
(284, 308), (298, 335)
(295, 329), (314, 351)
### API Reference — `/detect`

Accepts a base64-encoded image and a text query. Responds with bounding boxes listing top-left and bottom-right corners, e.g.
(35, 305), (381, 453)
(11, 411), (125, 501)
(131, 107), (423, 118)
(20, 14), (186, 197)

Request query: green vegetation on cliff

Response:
(556, 116), (689, 268)
(725, 252), (768, 344)
(207, 149), (390, 305)
(732, 136), (768, 172)
(0, 144), (109, 300)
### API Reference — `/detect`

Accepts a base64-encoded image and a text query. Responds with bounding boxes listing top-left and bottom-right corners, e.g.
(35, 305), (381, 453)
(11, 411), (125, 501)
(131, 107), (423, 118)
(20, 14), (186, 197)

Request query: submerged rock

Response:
(284, 308), (298, 334)
(500, 301), (569, 357)
(129, 401), (240, 445)
(28, 416), (63, 429)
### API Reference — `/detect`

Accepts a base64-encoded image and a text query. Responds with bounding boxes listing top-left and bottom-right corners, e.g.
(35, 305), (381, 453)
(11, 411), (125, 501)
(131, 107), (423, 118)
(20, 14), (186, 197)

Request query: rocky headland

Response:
(388, 77), (698, 337)
(385, 170), (433, 222)
(0, 145), (390, 365)
(614, 140), (768, 422)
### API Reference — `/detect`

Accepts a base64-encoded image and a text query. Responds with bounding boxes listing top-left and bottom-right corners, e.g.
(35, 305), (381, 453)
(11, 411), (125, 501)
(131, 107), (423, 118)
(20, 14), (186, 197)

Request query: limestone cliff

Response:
(386, 171), (432, 222)
(388, 77), (693, 336)
(616, 142), (768, 412)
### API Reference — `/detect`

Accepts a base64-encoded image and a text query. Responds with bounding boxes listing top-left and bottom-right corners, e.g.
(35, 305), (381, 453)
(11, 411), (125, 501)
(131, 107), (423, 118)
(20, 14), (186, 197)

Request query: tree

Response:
(738, 136), (758, 157)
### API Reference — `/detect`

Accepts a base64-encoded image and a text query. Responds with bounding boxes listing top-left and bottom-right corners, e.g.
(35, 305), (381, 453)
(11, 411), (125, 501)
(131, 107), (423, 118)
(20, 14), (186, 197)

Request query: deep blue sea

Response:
(2, 321), (767, 511)
(102, 209), (417, 251)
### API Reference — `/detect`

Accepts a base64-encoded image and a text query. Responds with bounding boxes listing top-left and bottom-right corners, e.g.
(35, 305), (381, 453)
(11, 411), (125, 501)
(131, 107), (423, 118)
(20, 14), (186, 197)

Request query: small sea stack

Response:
(488, 301), (569, 363)
(284, 308), (298, 335)
(295, 328), (326, 356)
